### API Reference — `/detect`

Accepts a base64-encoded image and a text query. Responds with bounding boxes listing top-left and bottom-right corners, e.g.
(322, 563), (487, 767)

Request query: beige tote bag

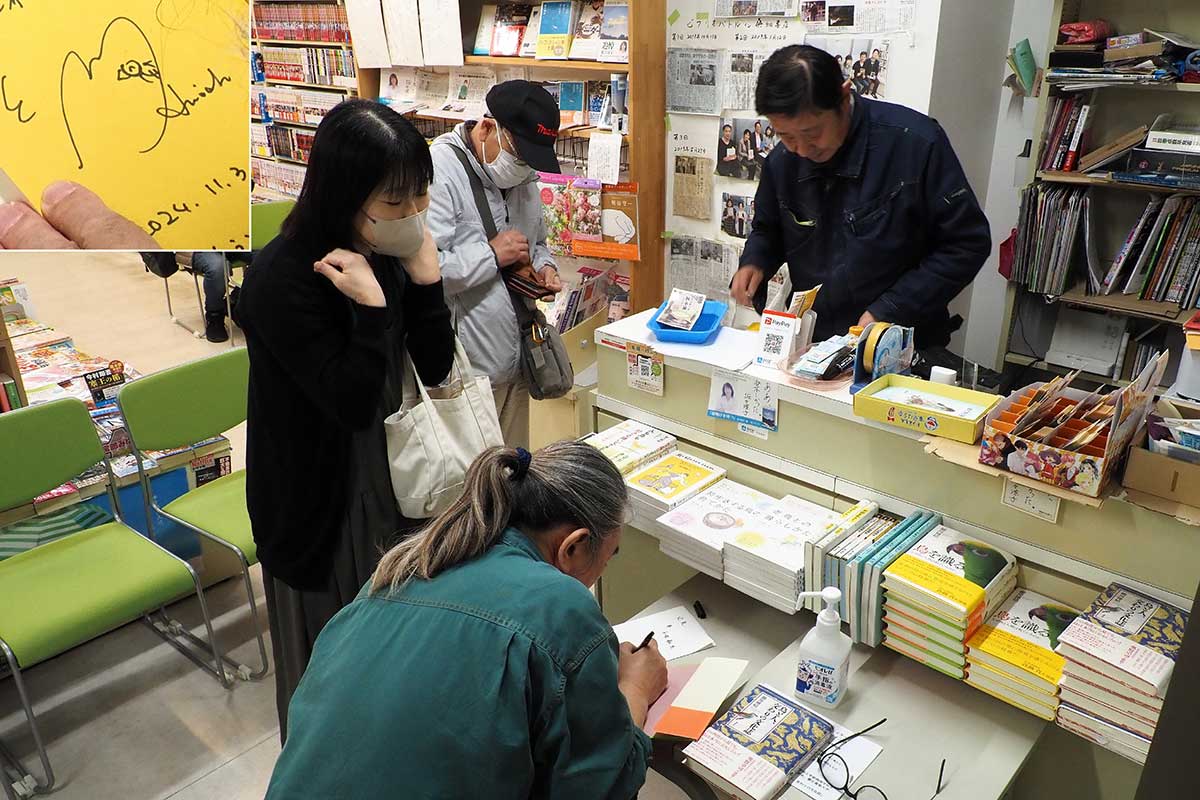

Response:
(384, 338), (503, 519)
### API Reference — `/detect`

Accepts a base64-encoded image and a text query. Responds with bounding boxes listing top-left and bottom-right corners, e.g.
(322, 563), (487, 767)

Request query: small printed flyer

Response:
(627, 342), (665, 396)
(708, 367), (778, 431)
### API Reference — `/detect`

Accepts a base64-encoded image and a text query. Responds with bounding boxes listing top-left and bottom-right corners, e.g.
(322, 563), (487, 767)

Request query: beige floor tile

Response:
(166, 735), (280, 800)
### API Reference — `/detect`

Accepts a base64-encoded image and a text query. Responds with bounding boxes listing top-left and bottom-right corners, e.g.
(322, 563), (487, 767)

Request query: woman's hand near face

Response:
(315, 248), (387, 308)
(617, 639), (669, 727)
(404, 227), (442, 286)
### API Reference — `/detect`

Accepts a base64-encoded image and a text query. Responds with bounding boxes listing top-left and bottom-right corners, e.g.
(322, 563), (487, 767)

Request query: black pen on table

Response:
(632, 631), (655, 653)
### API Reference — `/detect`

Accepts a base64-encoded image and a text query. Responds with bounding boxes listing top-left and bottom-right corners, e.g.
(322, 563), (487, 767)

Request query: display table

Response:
(642, 574), (1045, 800)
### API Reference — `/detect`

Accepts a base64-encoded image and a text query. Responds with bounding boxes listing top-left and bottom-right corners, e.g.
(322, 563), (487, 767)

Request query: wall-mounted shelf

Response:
(463, 54), (629, 73)
(252, 38), (351, 49)
(1055, 282), (1192, 324)
(1037, 170), (1200, 196)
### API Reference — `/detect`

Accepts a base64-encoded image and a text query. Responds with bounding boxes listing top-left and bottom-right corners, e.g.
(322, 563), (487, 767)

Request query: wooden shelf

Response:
(1054, 283), (1191, 323)
(252, 38), (352, 49)
(0, 314), (30, 410)
(1038, 170), (1200, 195)
(255, 118), (321, 130)
(463, 55), (630, 73)
(254, 79), (356, 93)
(410, 111), (626, 142)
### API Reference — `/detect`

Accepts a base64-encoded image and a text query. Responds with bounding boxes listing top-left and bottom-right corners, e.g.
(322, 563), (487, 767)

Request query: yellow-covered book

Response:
(882, 525), (1017, 623)
(967, 587), (1079, 695)
(625, 451), (726, 511)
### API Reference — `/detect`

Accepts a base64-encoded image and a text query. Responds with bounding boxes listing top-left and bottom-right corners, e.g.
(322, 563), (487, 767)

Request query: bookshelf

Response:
(250, 0), (374, 202)
(0, 313), (30, 411)
(464, 54), (630, 73)
(1001, 0), (1200, 387)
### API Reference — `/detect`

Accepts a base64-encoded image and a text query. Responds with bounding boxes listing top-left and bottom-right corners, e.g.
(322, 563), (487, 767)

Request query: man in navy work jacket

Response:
(730, 45), (990, 349)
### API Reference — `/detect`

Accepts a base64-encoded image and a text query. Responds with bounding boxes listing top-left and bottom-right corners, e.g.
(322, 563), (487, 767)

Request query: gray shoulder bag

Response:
(448, 144), (574, 400)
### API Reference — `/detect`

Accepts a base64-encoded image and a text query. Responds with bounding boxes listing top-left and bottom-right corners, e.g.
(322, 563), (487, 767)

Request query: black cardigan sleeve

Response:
(402, 279), (455, 387)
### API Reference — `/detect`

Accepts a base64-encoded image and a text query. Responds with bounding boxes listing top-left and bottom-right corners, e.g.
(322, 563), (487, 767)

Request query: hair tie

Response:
(513, 447), (532, 480)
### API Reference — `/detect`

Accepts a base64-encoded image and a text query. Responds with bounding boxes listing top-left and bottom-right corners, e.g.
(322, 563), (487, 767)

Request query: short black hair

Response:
(722, 123), (732, 131)
(282, 99), (433, 254)
(756, 45), (844, 117)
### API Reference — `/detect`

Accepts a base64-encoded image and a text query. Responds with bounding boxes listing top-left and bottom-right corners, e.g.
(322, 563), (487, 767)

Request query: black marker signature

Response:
(0, 74), (35, 124)
(61, 17), (168, 170)
(145, 165), (248, 237)
(156, 67), (232, 119)
(117, 59), (161, 83)
(0, 1), (27, 17)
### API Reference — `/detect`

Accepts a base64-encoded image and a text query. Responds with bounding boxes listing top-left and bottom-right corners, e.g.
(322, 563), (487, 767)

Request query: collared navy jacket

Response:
(740, 95), (991, 347)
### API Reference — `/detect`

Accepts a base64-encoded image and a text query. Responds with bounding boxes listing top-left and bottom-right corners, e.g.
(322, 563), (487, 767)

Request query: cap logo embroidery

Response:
(536, 123), (559, 139)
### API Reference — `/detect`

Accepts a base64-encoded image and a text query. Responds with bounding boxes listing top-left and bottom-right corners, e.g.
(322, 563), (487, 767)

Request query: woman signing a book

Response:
(265, 441), (669, 799)
(237, 99), (455, 742)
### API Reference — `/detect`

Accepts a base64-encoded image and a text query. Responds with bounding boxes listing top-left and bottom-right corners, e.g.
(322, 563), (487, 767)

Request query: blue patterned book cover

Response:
(683, 684), (834, 800)
(1056, 583), (1189, 697)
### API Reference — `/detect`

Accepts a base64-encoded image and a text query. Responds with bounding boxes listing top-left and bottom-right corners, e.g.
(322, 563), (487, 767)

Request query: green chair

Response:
(0, 399), (227, 797)
(251, 200), (294, 250)
(117, 347), (268, 684)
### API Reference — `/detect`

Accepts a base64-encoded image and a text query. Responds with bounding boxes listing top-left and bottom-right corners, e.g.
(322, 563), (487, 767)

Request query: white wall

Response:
(959, 0), (1055, 369)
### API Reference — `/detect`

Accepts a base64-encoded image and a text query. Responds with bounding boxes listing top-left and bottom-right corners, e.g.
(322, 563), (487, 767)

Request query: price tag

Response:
(626, 342), (664, 396)
(1001, 477), (1061, 524)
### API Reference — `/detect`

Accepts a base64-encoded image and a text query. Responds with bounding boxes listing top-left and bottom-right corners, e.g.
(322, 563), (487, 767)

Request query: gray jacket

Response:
(427, 124), (555, 388)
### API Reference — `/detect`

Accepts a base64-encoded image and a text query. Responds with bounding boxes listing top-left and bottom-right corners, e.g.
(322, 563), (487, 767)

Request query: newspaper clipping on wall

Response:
(673, 155), (715, 220)
(438, 67), (496, 119)
(724, 50), (771, 111)
(808, 0), (915, 34)
(714, 0), (799, 18)
(667, 48), (726, 116)
(667, 236), (743, 303)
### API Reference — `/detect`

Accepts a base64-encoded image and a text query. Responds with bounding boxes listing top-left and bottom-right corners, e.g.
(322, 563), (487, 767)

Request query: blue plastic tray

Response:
(646, 299), (728, 344)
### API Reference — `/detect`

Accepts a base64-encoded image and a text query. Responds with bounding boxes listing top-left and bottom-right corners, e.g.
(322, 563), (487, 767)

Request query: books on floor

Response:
(625, 450), (726, 516)
(656, 479), (781, 580)
(965, 588), (1080, 721)
(881, 526), (1017, 679)
(1052, 583), (1188, 763)
(721, 494), (841, 613)
(682, 684), (835, 800)
(581, 419), (675, 476)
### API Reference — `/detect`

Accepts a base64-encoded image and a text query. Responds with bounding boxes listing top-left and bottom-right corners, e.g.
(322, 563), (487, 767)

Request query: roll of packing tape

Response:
(930, 365), (958, 385)
(861, 322), (891, 368)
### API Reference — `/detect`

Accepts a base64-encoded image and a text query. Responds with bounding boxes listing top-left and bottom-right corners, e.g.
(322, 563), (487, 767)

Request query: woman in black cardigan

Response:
(237, 100), (455, 740)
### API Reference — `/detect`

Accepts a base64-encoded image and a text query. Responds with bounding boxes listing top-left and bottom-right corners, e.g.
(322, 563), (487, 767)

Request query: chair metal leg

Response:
(164, 274), (203, 339)
(139, 557), (233, 688)
(0, 638), (55, 797)
(237, 557), (271, 680)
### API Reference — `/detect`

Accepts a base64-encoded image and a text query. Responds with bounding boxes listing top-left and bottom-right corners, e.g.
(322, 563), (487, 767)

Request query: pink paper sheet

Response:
(644, 664), (700, 736)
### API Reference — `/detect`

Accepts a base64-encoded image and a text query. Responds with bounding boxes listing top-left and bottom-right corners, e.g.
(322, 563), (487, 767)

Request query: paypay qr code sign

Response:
(756, 310), (797, 368)
(626, 342), (664, 396)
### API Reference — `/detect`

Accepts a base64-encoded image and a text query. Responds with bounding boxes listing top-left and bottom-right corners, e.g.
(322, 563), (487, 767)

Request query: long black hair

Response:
(755, 45), (845, 118)
(281, 99), (434, 254)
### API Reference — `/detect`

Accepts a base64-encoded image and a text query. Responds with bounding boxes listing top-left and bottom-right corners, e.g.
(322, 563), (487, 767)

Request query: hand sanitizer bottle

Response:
(794, 587), (852, 708)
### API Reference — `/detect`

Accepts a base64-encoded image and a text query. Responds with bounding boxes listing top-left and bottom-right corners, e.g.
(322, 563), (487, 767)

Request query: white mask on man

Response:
(364, 208), (427, 258)
(485, 127), (535, 189)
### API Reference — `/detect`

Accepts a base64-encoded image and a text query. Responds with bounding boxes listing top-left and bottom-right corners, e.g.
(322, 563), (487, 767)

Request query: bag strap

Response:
(447, 139), (539, 330)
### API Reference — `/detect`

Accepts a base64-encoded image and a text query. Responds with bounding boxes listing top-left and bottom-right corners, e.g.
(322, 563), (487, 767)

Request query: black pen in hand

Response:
(632, 631), (655, 653)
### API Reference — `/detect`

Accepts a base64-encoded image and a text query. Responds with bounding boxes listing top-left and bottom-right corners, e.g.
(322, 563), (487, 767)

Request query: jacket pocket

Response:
(780, 201), (817, 249)
(846, 181), (912, 240)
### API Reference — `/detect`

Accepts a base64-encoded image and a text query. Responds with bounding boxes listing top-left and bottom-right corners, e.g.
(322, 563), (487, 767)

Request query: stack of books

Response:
(1053, 583), (1189, 765)
(1011, 183), (1090, 295)
(581, 419), (676, 476)
(881, 526), (1017, 679)
(801, 500), (878, 613)
(721, 494), (841, 613)
(251, 2), (352, 43)
(965, 588), (1080, 721)
(656, 479), (783, 580)
(682, 684), (835, 800)
(625, 450), (726, 521)
(1038, 93), (1093, 173)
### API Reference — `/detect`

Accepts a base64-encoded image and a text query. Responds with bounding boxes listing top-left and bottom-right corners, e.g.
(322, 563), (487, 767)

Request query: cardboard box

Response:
(852, 373), (1000, 444)
(1122, 404), (1200, 505)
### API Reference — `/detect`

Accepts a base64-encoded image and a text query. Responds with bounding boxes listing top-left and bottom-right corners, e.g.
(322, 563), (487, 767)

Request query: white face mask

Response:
(485, 127), (535, 189)
(363, 208), (427, 258)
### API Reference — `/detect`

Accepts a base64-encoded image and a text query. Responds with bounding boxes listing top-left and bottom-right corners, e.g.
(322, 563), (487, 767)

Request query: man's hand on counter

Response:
(858, 310), (878, 327)
(730, 265), (764, 307)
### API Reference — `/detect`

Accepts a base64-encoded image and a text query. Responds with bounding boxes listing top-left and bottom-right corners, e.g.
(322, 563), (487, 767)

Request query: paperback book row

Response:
(1045, 29), (1197, 90)
(1011, 183), (1200, 308)
(251, 157), (308, 200)
(540, 267), (629, 333)
(251, 2), (352, 43)
(252, 85), (340, 127)
(472, 0), (629, 63)
(253, 44), (358, 89)
(538, 175), (639, 261)
(252, 123), (316, 165)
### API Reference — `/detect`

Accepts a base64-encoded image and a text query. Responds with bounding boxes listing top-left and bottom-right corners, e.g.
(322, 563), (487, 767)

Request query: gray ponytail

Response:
(370, 440), (628, 593)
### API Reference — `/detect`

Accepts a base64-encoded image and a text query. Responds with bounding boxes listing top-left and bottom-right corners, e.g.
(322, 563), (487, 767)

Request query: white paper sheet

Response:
(587, 131), (624, 185)
(598, 309), (757, 372)
(611, 605), (715, 661)
(790, 721), (883, 800)
(382, 0), (425, 66)
(418, 0), (466, 66)
(344, 0), (394, 68)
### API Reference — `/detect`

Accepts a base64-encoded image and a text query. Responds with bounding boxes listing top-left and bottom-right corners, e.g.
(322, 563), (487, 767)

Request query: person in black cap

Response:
(427, 80), (564, 448)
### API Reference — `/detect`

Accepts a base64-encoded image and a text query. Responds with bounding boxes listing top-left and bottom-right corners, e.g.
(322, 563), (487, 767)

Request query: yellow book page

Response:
(887, 553), (984, 614)
(969, 623), (1066, 685)
(0, 1), (249, 249)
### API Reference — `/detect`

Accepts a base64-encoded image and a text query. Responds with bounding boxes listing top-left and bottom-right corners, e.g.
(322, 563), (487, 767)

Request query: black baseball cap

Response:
(485, 81), (562, 174)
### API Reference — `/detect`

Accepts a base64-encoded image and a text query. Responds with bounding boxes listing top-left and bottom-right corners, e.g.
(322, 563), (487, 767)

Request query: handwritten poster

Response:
(0, 0), (250, 249)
